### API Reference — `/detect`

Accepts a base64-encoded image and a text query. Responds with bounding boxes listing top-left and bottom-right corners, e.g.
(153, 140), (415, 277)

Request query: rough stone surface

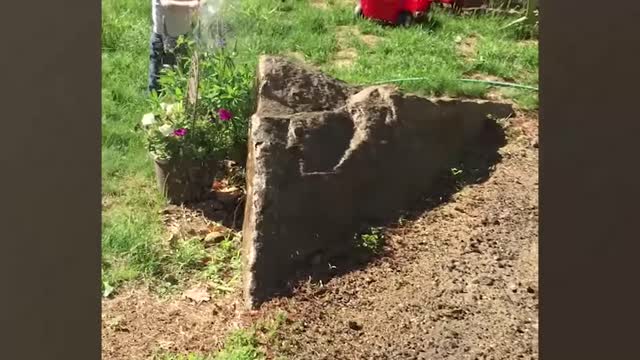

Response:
(242, 56), (513, 308)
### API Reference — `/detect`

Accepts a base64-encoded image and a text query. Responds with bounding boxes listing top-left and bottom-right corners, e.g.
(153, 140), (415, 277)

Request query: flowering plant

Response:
(141, 37), (254, 162)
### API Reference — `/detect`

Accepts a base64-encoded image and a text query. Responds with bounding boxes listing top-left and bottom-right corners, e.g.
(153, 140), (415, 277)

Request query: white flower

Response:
(166, 103), (180, 116)
(141, 113), (156, 126)
(158, 124), (174, 137)
(160, 102), (182, 117)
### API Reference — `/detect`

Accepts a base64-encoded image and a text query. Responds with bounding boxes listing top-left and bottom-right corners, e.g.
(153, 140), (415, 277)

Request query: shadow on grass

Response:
(367, 16), (444, 33)
(418, 16), (444, 33)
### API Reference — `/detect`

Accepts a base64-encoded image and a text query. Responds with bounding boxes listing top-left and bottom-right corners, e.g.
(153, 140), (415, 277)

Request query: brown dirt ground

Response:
(456, 34), (479, 60)
(102, 111), (538, 360)
(102, 284), (273, 359)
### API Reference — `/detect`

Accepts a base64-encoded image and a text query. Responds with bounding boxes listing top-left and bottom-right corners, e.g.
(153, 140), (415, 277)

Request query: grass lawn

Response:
(102, 0), (537, 295)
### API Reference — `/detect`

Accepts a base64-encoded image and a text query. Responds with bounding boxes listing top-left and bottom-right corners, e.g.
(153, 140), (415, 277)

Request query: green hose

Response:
(367, 77), (538, 91)
(458, 78), (538, 91)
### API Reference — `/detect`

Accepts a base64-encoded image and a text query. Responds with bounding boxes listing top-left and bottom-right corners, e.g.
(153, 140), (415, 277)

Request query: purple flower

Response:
(218, 108), (233, 121)
(173, 128), (188, 137)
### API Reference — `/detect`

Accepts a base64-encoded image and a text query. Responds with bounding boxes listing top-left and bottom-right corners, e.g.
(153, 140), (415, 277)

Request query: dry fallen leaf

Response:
(183, 286), (211, 304)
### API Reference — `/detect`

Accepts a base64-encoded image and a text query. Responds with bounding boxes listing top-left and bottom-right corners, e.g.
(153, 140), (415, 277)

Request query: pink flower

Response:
(218, 108), (233, 121)
(173, 128), (188, 137)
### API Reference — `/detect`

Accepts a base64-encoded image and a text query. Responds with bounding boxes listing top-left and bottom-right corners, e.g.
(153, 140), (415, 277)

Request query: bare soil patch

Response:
(456, 34), (479, 60)
(337, 25), (382, 48)
(309, 0), (329, 10)
(359, 33), (382, 47)
(469, 73), (507, 83)
(333, 49), (359, 68)
(485, 88), (506, 101)
(102, 286), (253, 359)
(331, 26), (383, 68)
(466, 73), (510, 102)
(160, 160), (246, 235)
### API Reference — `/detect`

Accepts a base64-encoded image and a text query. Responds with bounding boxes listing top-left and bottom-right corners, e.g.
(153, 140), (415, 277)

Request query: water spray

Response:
(187, 0), (233, 128)
(194, 0), (230, 51)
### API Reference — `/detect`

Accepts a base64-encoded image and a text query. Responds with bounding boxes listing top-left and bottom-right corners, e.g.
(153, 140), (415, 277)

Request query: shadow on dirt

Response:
(270, 117), (507, 300)
(187, 195), (246, 231)
(177, 160), (248, 231)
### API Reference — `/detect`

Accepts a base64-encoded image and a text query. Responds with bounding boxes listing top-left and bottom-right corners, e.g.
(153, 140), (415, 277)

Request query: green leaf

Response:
(102, 281), (115, 298)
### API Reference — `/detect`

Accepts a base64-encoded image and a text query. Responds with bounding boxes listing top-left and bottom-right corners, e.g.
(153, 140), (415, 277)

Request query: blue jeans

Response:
(147, 32), (187, 94)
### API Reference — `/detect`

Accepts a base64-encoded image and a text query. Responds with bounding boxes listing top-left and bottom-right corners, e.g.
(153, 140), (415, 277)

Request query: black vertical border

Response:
(541, 0), (640, 359)
(0, 0), (101, 359)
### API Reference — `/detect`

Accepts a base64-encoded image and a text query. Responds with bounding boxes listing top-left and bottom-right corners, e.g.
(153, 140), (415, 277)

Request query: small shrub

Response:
(215, 330), (264, 360)
(141, 38), (255, 162)
(173, 238), (209, 273)
(358, 227), (385, 254)
(201, 236), (242, 288)
(155, 329), (264, 360)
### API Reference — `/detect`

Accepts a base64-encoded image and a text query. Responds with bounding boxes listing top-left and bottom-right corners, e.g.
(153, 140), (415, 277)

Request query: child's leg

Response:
(161, 35), (185, 69)
(148, 33), (190, 95)
(148, 32), (165, 94)
(172, 39), (190, 72)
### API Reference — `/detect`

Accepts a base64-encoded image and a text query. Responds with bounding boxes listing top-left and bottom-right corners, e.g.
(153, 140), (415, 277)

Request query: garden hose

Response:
(458, 78), (538, 91)
(367, 77), (538, 91)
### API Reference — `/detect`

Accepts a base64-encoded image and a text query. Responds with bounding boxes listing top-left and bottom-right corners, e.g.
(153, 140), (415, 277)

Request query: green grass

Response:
(153, 318), (291, 360)
(102, 0), (538, 292)
(214, 330), (264, 360)
(226, 1), (538, 104)
(358, 227), (385, 254)
(102, 0), (164, 291)
(155, 330), (264, 360)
